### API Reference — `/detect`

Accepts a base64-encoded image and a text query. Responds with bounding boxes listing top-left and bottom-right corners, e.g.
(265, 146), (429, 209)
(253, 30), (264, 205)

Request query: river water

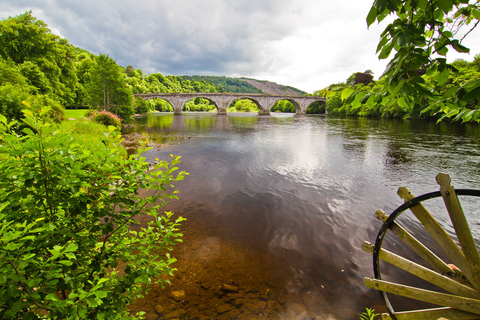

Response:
(125, 112), (480, 320)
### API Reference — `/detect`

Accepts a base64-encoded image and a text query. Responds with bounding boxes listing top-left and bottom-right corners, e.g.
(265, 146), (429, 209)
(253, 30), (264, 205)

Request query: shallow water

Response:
(125, 113), (480, 319)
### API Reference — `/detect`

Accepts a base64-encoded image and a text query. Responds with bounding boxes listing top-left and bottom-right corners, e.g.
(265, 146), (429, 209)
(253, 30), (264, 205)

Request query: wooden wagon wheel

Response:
(363, 173), (480, 320)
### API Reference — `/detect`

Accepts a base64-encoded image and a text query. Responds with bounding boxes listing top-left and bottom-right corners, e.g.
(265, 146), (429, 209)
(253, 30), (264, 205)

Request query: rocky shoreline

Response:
(135, 282), (303, 320)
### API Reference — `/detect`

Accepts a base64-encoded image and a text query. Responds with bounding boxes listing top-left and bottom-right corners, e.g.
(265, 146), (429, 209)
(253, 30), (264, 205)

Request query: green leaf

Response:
(443, 86), (458, 99)
(64, 242), (78, 252)
(376, 35), (390, 54)
(451, 40), (470, 53)
(95, 291), (109, 299)
(86, 297), (100, 307)
(463, 87), (480, 101)
(437, 68), (450, 85)
(397, 96), (409, 110)
(463, 79), (480, 91)
(341, 88), (355, 101)
(46, 293), (59, 301)
(378, 42), (394, 59)
(463, 109), (475, 122)
(374, 0), (388, 12)
(437, 0), (453, 12)
(367, 6), (377, 27)
(472, 9), (480, 20)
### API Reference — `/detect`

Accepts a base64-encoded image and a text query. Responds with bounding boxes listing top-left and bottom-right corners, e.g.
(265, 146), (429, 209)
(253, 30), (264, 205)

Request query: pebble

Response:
(154, 304), (164, 314)
(221, 284), (239, 293)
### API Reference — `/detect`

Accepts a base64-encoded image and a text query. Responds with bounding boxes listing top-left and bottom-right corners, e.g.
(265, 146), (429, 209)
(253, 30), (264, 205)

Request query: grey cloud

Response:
(3, 0), (305, 76)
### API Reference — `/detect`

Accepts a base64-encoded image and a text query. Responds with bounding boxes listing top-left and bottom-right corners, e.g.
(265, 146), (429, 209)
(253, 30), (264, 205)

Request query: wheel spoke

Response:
(375, 209), (454, 276)
(398, 186), (470, 286)
(380, 307), (480, 320)
(363, 241), (480, 299)
(364, 278), (480, 315)
(436, 173), (480, 292)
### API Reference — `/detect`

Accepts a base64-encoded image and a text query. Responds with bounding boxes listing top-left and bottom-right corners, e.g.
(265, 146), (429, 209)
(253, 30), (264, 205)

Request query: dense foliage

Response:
(0, 11), (76, 107)
(319, 0), (480, 122)
(319, 56), (480, 119)
(0, 109), (187, 319)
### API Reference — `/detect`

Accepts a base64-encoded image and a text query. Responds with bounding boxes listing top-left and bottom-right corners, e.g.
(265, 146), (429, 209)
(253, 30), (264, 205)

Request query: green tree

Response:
(0, 11), (77, 106)
(86, 54), (133, 121)
(366, 0), (480, 122)
(73, 52), (95, 108)
(0, 109), (187, 319)
(133, 96), (149, 114)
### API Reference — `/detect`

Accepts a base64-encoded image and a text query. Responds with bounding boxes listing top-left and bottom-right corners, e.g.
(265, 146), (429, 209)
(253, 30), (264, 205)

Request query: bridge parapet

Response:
(134, 92), (326, 115)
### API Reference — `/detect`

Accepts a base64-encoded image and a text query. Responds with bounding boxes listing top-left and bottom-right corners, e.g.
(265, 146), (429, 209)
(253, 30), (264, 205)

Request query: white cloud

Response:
(2, 0), (480, 93)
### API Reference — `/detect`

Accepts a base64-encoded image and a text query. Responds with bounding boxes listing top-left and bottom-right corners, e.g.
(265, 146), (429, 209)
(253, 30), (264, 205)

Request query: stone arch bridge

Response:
(134, 93), (326, 115)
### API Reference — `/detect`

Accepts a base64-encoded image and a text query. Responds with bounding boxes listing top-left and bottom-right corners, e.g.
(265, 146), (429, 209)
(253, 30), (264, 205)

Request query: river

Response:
(124, 112), (480, 320)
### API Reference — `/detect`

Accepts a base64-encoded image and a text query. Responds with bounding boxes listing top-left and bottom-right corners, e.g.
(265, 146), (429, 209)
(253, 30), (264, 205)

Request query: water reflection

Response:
(129, 113), (480, 319)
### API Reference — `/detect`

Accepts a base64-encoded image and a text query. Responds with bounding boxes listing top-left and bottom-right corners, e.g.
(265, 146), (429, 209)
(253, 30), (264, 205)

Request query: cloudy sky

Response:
(2, 0), (480, 93)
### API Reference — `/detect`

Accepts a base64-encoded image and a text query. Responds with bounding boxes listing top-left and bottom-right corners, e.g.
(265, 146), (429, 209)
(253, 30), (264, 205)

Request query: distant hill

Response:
(181, 75), (307, 95)
(240, 78), (307, 95)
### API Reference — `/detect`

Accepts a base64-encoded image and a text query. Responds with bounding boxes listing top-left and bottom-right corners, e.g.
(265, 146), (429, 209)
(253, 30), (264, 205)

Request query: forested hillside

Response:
(181, 75), (263, 93)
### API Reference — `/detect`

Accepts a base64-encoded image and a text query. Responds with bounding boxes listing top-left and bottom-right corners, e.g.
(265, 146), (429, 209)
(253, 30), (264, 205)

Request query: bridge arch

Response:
(147, 98), (174, 112)
(306, 100), (327, 114)
(182, 97), (218, 112)
(228, 97), (262, 113)
(271, 99), (300, 113)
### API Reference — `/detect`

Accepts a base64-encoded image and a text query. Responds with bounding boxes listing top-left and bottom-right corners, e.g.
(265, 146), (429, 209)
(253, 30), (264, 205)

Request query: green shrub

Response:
(89, 110), (122, 129)
(0, 85), (65, 126)
(0, 109), (188, 319)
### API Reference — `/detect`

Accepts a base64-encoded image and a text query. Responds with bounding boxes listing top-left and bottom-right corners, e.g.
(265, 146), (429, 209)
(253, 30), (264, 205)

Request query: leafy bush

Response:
(0, 85), (65, 125)
(0, 109), (187, 319)
(89, 110), (122, 129)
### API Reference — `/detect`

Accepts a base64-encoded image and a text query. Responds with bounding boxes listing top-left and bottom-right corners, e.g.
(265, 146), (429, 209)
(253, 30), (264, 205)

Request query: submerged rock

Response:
(154, 304), (165, 314)
(221, 284), (239, 293)
(169, 290), (186, 302)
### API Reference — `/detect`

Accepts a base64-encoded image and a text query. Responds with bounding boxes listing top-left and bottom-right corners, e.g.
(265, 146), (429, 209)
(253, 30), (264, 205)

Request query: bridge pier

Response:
(258, 109), (270, 115)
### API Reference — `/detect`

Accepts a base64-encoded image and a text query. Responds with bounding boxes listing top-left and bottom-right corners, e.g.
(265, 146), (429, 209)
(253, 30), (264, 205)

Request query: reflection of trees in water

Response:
(333, 117), (370, 161)
(384, 141), (411, 168)
(227, 114), (259, 130)
(146, 113), (174, 128)
(184, 114), (217, 131)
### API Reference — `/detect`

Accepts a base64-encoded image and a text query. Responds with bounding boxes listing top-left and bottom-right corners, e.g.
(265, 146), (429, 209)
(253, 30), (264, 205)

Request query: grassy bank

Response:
(65, 109), (89, 119)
